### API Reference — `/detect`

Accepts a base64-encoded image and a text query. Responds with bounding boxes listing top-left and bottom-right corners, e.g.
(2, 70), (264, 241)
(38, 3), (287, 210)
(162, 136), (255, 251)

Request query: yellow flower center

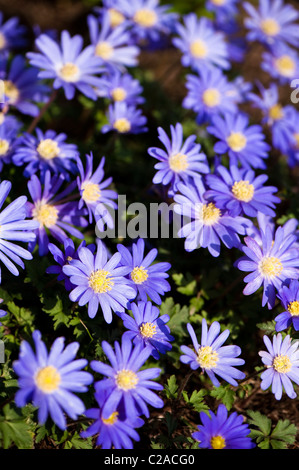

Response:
(201, 203), (221, 226)
(113, 118), (131, 133)
(133, 9), (158, 27)
(273, 354), (292, 373)
(0, 32), (6, 50)
(259, 256), (283, 278)
(115, 369), (139, 390)
(33, 202), (58, 228)
(35, 365), (61, 393)
(261, 18), (280, 37)
(190, 39), (208, 58)
(81, 181), (101, 203)
(102, 411), (119, 425)
(37, 139), (60, 160)
(95, 41), (114, 60)
(227, 132), (247, 152)
(210, 435), (226, 449)
(4, 80), (19, 104)
(88, 269), (114, 294)
(131, 266), (148, 284)
(202, 88), (221, 107)
(197, 345), (219, 369)
(140, 322), (157, 338)
(294, 133), (299, 149)
(269, 104), (284, 121)
(59, 62), (80, 82)
(275, 55), (295, 77)
(231, 180), (255, 202)
(288, 301), (299, 317)
(169, 152), (189, 172)
(111, 87), (127, 102)
(108, 8), (125, 27)
(0, 139), (9, 156)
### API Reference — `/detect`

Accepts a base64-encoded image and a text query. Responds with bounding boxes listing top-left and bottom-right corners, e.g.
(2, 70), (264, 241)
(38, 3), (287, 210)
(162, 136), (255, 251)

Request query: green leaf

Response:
(182, 389), (209, 414)
(270, 419), (297, 448)
(210, 385), (235, 411)
(247, 410), (272, 436)
(164, 375), (178, 399)
(0, 404), (34, 449)
(160, 298), (189, 338)
(256, 321), (276, 335)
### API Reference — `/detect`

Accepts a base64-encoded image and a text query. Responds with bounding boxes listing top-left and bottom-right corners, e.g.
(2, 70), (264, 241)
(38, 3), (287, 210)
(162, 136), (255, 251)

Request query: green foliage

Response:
(247, 411), (297, 449)
(0, 404), (35, 449)
(210, 385), (236, 411)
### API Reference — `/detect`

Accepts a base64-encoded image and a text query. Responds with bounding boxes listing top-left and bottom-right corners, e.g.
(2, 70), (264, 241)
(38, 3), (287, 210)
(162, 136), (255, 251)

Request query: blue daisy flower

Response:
(13, 330), (93, 430)
(94, 1), (128, 29)
(121, 300), (174, 359)
(0, 13), (27, 56)
(148, 122), (209, 196)
(180, 320), (246, 387)
(116, 238), (171, 305)
(275, 280), (299, 332)
(0, 118), (21, 172)
(259, 333), (299, 400)
(261, 44), (299, 85)
(102, 101), (147, 134)
(206, 0), (240, 18)
(95, 69), (144, 105)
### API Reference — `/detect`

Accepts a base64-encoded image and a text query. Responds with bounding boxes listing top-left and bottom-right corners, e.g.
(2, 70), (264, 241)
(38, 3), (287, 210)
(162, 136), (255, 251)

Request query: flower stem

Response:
(26, 89), (58, 135)
(177, 370), (194, 399)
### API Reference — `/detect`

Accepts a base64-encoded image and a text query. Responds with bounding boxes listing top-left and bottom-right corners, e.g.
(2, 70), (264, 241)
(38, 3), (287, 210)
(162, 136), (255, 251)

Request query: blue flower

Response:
(121, 301), (174, 359)
(206, 0), (240, 18)
(90, 334), (164, 419)
(117, 238), (171, 305)
(0, 118), (21, 172)
(102, 101), (147, 134)
(148, 122), (209, 196)
(63, 240), (136, 322)
(259, 333), (299, 400)
(204, 165), (280, 218)
(95, 68), (144, 105)
(192, 404), (255, 449)
(27, 30), (104, 100)
(207, 112), (270, 170)
(235, 225), (299, 309)
(261, 44), (299, 85)
(12, 128), (79, 180)
(0, 13), (27, 56)
(81, 389), (144, 449)
(13, 330), (93, 430)
(275, 280), (299, 332)
(0, 180), (38, 282)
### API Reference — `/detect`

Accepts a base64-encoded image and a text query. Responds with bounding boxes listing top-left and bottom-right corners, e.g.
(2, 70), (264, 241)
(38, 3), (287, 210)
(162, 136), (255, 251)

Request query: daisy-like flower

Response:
(0, 118), (21, 172)
(102, 101), (147, 134)
(207, 112), (270, 170)
(204, 164), (280, 218)
(90, 334), (164, 419)
(173, 13), (230, 73)
(0, 180), (39, 282)
(235, 225), (299, 309)
(244, 0), (299, 48)
(27, 171), (88, 256)
(63, 240), (136, 322)
(275, 280), (299, 332)
(88, 13), (139, 70)
(121, 301), (174, 359)
(180, 320), (245, 387)
(13, 330), (93, 430)
(182, 68), (240, 125)
(261, 44), (299, 85)
(12, 128), (79, 180)
(0, 13), (27, 56)
(173, 179), (252, 257)
(116, 238), (171, 305)
(76, 153), (117, 229)
(280, 106), (299, 168)
(192, 404), (255, 449)
(95, 69), (144, 105)
(81, 389), (144, 449)
(27, 30), (104, 100)
(259, 333), (299, 400)
(206, 0), (240, 18)
(148, 122), (209, 196)
(94, 1), (128, 29)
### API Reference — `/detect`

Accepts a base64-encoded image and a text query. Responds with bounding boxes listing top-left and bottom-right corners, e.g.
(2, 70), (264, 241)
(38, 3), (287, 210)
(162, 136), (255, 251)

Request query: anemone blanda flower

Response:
(244, 0), (299, 48)
(81, 389), (144, 449)
(94, 1), (128, 29)
(121, 300), (174, 359)
(206, 0), (240, 18)
(0, 13), (27, 56)
(182, 68), (240, 125)
(12, 128), (79, 180)
(173, 179), (252, 257)
(192, 404), (255, 449)
(180, 320), (245, 387)
(259, 333), (299, 400)
(27, 171), (88, 256)
(280, 106), (299, 168)
(0, 180), (38, 282)
(13, 330), (93, 430)
(63, 240), (136, 322)
(27, 30), (104, 100)
(95, 69), (144, 105)
(76, 153), (117, 229)
(0, 117), (21, 172)
(88, 13), (139, 70)
(235, 225), (299, 309)
(173, 13), (230, 73)
(90, 334), (164, 420)
(275, 280), (299, 332)
(117, 238), (171, 305)
(207, 112), (270, 170)
(102, 101), (147, 134)
(204, 164), (280, 218)
(261, 44), (299, 85)
(148, 122), (209, 196)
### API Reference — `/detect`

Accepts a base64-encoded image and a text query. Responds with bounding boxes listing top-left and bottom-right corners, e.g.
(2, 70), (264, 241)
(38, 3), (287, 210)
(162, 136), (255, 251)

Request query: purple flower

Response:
(0, 13), (27, 55)
(0, 118), (21, 172)
(95, 68), (144, 105)
(275, 280), (299, 332)
(261, 44), (299, 85)
(102, 101), (147, 134)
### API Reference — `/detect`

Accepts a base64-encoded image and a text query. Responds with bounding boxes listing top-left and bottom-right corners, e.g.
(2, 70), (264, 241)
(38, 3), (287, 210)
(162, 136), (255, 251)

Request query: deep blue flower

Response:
(275, 280), (299, 332)
(0, 13), (27, 56)
(261, 43), (299, 85)
(102, 101), (147, 134)
(95, 68), (144, 105)
(0, 118), (21, 172)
